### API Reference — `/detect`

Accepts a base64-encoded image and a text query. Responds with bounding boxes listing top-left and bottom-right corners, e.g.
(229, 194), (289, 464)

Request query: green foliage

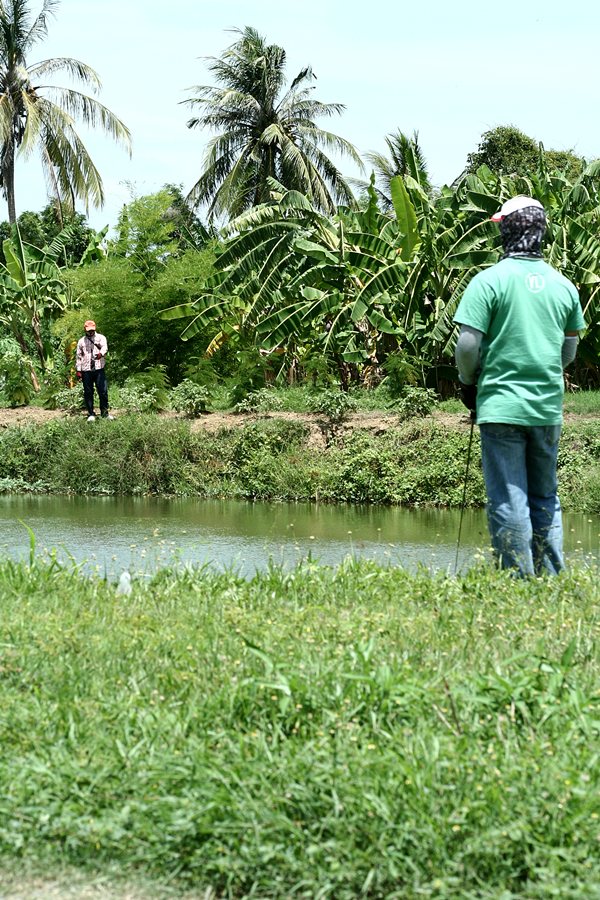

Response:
(113, 186), (210, 279)
(392, 385), (439, 420)
(233, 387), (284, 413)
(556, 424), (600, 514)
(121, 368), (170, 412)
(169, 379), (210, 416)
(0, 559), (599, 896)
(321, 425), (486, 505)
(307, 388), (358, 424)
(64, 243), (217, 385)
(305, 389), (358, 448)
(226, 348), (268, 406)
(113, 385), (158, 414)
(362, 128), (431, 212)
(51, 385), (85, 415)
(382, 351), (419, 396)
(390, 173), (419, 258)
(0, 0), (130, 223)
(466, 125), (540, 176)
(564, 389), (600, 416)
(0, 416), (196, 495)
(545, 148), (586, 180)
(37, 351), (76, 409)
(0, 210), (44, 249)
(0, 336), (33, 406)
(466, 125), (585, 179)
(160, 157), (600, 388)
(0, 204), (96, 266)
(0, 224), (72, 370)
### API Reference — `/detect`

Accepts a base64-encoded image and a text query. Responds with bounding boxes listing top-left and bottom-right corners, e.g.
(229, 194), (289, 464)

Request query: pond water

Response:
(0, 495), (598, 580)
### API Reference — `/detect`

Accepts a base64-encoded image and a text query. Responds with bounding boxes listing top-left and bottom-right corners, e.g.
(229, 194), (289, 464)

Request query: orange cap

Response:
(84, 319), (96, 330)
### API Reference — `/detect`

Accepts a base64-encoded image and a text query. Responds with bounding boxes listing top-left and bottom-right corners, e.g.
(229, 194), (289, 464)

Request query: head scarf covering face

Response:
(500, 206), (546, 258)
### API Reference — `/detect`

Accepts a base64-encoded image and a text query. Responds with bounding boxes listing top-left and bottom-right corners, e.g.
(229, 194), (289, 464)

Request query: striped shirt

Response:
(76, 333), (108, 372)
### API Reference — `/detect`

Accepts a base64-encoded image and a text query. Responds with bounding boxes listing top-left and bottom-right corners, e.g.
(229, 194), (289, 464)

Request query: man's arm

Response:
(562, 333), (579, 369)
(455, 324), (483, 385)
(95, 335), (108, 359)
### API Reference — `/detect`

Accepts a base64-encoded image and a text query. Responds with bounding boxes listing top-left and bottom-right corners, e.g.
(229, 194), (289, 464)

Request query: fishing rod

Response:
(454, 412), (475, 574)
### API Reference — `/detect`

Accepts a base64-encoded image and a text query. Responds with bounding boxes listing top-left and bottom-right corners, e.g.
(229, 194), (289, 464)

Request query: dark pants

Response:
(82, 369), (109, 416)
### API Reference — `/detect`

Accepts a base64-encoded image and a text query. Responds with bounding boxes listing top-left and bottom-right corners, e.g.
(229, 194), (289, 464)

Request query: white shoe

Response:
(103, 414), (115, 421)
(87, 414), (96, 422)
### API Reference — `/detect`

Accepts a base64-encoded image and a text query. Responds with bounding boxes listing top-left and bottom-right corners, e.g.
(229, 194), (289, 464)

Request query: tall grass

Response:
(563, 388), (600, 416)
(0, 415), (599, 511)
(0, 558), (599, 897)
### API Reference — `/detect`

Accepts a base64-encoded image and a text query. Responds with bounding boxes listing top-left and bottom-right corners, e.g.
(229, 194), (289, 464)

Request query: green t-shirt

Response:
(454, 257), (585, 425)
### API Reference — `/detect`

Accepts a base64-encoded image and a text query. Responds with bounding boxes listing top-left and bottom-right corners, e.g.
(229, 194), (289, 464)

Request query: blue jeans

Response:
(82, 369), (109, 417)
(479, 423), (564, 577)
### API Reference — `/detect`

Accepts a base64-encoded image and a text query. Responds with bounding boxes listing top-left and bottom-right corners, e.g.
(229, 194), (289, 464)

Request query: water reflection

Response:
(0, 495), (597, 579)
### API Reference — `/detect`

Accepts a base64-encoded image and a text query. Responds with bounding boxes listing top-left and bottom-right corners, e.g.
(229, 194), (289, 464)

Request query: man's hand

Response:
(76, 371), (82, 380)
(95, 352), (102, 359)
(459, 382), (477, 413)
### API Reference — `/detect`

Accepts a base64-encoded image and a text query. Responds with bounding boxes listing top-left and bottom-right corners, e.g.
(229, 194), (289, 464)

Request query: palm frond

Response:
(37, 87), (130, 149)
(23, 0), (58, 48)
(29, 56), (101, 90)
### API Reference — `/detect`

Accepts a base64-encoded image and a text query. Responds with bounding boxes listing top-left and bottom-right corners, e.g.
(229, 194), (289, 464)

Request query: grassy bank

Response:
(0, 414), (599, 510)
(0, 559), (599, 897)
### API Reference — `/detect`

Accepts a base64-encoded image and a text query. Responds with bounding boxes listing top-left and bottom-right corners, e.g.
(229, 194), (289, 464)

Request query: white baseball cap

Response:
(490, 196), (544, 222)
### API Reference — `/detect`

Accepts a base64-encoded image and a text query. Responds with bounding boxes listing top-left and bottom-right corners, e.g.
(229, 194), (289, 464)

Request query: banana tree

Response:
(427, 156), (600, 381)
(165, 162), (600, 389)
(0, 225), (71, 387)
(163, 179), (416, 386)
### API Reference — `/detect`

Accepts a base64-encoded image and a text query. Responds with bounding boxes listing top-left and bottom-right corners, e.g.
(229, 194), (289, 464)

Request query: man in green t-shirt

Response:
(453, 196), (585, 577)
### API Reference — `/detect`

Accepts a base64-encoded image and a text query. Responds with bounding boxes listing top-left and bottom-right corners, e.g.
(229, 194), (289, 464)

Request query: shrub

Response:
(381, 351), (420, 396)
(233, 388), (284, 414)
(116, 385), (160, 414)
(39, 357), (75, 410)
(226, 348), (268, 406)
(170, 380), (210, 417)
(392, 386), (439, 420)
(307, 389), (358, 446)
(53, 386), (85, 415)
(122, 366), (170, 411)
(0, 339), (34, 407)
(307, 389), (358, 424)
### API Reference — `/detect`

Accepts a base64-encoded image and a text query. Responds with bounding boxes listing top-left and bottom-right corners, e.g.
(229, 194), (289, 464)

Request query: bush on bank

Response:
(0, 558), (599, 898)
(0, 415), (598, 510)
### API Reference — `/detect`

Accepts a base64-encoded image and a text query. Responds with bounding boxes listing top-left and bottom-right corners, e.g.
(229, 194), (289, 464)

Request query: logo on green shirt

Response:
(525, 273), (546, 294)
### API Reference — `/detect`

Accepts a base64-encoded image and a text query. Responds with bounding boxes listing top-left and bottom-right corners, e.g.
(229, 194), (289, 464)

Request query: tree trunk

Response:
(336, 356), (349, 392)
(31, 314), (46, 372)
(2, 136), (17, 225)
(13, 329), (40, 391)
(29, 363), (40, 392)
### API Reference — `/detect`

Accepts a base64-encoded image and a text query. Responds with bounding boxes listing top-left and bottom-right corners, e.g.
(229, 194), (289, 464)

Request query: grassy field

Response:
(0, 557), (599, 898)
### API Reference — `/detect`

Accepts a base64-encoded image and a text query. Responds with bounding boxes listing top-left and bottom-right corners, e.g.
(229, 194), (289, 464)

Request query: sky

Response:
(11, 0), (600, 232)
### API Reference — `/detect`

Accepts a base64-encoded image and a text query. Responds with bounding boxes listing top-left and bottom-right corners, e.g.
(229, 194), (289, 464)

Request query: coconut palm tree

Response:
(363, 129), (431, 212)
(183, 26), (362, 221)
(0, 0), (131, 223)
